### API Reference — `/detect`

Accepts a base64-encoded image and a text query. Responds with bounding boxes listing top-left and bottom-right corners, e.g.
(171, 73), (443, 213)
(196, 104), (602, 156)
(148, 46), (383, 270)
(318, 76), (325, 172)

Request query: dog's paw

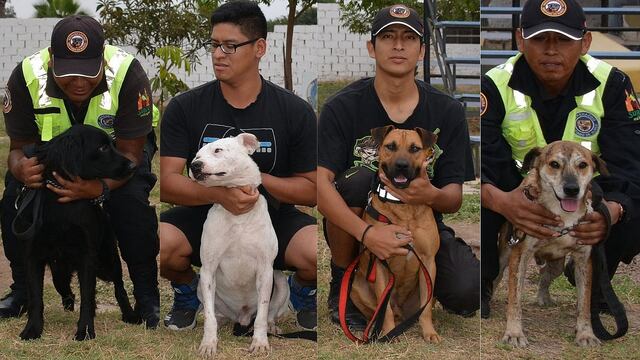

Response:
(74, 325), (96, 341)
(19, 322), (43, 340)
(268, 322), (282, 334)
(61, 294), (75, 312)
(575, 332), (601, 347)
(248, 336), (270, 353)
(121, 309), (142, 325)
(198, 339), (218, 359)
(422, 330), (442, 343)
(502, 332), (528, 347)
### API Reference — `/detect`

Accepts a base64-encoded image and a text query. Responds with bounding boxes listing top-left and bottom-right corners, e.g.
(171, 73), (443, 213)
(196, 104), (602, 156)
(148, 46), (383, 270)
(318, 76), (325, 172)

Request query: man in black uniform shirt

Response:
(0, 16), (159, 327)
(481, 0), (640, 318)
(318, 4), (479, 329)
(159, 1), (318, 331)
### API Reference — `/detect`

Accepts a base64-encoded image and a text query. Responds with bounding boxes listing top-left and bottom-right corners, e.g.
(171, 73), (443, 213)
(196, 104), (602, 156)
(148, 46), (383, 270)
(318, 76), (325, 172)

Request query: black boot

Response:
(0, 287), (27, 319)
(328, 262), (367, 330)
(481, 279), (493, 319)
(128, 261), (160, 329)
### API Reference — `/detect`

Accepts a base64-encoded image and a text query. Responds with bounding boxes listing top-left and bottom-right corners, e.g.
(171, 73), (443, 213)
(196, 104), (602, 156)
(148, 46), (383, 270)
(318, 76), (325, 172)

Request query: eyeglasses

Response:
(205, 38), (260, 55)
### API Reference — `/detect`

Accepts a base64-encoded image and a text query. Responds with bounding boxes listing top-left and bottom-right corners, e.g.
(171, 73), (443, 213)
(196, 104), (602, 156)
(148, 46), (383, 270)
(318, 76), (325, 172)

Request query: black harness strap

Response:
(11, 187), (44, 241)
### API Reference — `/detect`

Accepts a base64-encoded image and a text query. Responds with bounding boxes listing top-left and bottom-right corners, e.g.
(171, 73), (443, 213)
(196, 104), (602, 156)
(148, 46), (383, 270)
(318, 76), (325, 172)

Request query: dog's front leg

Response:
(20, 258), (46, 340)
(199, 267), (219, 359)
(502, 244), (529, 347)
(75, 255), (97, 341)
(373, 259), (396, 338)
(249, 266), (273, 353)
(574, 250), (600, 346)
(419, 257), (441, 343)
(536, 258), (564, 306)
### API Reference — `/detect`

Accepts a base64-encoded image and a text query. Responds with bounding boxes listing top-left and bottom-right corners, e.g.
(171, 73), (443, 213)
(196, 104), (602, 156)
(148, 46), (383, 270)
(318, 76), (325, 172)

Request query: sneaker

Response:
(164, 275), (201, 331)
(327, 262), (367, 331)
(288, 274), (317, 331)
(0, 290), (27, 319)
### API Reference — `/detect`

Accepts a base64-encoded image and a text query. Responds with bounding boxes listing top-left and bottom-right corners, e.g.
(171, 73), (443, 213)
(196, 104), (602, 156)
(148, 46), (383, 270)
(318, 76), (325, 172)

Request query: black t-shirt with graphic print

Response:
(160, 78), (317, 178)
(318, 77), (474, 190)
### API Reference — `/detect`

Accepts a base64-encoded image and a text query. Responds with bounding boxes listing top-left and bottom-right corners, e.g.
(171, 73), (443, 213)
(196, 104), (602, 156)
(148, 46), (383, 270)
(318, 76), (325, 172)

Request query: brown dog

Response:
(350, 125), (441, 343)
(497, 141), (608, 347)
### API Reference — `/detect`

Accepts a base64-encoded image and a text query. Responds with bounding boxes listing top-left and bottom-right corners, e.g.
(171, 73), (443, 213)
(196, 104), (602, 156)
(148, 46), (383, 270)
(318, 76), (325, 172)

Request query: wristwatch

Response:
(91, 179), (110, 205)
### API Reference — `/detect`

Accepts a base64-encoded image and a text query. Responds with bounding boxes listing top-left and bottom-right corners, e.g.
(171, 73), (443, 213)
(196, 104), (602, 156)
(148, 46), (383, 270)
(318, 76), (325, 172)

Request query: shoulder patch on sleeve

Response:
(624, 89), (640, 121)
(2, 88), (12, 114)
(480, 92), (487, 116)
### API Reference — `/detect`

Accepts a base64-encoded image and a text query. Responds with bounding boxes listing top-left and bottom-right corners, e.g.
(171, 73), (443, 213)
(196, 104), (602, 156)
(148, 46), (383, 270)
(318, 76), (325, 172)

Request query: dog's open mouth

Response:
(554, 191), (579, 212)
(393, 175), (408, 185)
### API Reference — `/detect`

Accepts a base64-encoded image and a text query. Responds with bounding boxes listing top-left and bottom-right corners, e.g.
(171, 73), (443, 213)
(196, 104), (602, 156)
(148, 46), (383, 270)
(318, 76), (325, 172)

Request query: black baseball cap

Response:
(521, 0), (587, 40)
(51, 16), (105, 78)
(371, 4), (424, 38)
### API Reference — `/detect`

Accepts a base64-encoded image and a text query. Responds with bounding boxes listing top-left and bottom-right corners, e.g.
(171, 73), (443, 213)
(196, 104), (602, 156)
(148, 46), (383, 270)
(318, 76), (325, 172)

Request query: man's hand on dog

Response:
(571, 200), (621, 245)
(215, 186), (259, 215)
(503, 185), (563, 240)
(15, 156), (45, 188)
(379, 165), (436, 205)
(363, 224), (412, 260)
(48, 172), (104, 203)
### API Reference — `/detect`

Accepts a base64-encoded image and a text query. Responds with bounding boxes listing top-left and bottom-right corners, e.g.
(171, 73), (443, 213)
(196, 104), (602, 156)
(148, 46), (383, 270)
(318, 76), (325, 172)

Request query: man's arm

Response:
(160, 156), (258, 215)
(318, 166), (411, 260)
(261, 170), (316, 206)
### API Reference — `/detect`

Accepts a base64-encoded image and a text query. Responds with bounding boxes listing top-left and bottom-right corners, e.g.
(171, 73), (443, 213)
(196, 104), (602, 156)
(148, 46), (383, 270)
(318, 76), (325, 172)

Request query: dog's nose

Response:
(563, 183), (580, 197)
(191, 160), (203, 175)
(395, 159), (410, 171)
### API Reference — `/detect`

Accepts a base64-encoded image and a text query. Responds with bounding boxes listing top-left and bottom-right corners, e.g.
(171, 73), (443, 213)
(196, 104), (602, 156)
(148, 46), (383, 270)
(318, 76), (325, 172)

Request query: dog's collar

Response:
(372, 176), (404, 204)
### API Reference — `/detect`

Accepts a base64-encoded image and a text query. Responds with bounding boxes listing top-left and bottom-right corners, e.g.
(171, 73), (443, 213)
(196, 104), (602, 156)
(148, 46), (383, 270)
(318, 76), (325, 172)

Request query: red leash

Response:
(339, 244), (432, 344)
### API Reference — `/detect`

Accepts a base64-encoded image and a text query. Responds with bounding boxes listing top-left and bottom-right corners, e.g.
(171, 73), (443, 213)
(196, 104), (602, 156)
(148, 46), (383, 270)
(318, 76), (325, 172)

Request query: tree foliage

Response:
(267, 6), (316, 32)
(1, 0), (17, 18)
(337, 0), (478, 34)
(34, 0), (88, 18)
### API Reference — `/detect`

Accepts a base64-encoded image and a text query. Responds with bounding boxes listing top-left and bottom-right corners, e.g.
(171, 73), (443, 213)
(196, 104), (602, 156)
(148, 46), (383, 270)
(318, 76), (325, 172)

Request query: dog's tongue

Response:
(394, 175), (408, 184)
(560, 198), (578, 212)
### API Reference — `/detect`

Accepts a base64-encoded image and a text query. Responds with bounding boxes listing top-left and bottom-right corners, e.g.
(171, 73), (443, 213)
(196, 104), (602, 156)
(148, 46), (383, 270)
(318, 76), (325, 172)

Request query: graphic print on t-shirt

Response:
(198, 123), (277, 173)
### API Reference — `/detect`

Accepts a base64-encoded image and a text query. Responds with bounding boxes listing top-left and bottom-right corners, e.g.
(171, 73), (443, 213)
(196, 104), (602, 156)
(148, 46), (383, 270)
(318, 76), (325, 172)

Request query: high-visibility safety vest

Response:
(22, 45), (158, 141)
(485, 53), (613, 165)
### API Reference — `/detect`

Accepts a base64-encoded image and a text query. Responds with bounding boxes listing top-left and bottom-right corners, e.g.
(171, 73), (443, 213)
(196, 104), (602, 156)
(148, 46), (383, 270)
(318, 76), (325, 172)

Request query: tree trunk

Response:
(0, 0), (6, 18)
(284, 0), (296, 91)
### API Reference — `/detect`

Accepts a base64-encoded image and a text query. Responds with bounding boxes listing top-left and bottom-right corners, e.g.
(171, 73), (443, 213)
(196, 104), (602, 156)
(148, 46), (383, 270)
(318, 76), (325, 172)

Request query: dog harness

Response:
(338, 189), (433, 344)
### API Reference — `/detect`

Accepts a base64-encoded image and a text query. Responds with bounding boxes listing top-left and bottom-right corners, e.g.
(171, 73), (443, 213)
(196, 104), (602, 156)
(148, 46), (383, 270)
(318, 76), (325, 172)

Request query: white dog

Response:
(189, 133), (290, 358)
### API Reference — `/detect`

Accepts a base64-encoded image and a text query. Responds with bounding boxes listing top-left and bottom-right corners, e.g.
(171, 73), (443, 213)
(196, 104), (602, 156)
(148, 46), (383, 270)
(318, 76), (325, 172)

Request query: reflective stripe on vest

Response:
(22, 45), (158, 141)
(486, 54), (612, 164)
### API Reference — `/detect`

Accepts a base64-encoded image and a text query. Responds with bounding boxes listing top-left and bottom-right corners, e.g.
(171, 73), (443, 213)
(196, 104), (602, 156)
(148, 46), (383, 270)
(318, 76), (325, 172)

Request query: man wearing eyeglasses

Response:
(159, 1), (318, 331)
(481, 0), (640, 319)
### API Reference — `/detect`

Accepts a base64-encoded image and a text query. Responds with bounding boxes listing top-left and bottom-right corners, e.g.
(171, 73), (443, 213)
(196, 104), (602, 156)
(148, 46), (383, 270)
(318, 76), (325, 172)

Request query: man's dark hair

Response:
(210, 1), (267, 40)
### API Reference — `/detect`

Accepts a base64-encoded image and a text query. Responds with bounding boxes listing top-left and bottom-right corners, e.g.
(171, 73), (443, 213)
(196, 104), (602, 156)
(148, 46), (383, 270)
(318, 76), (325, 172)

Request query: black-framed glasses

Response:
(205, 38), (260, 55)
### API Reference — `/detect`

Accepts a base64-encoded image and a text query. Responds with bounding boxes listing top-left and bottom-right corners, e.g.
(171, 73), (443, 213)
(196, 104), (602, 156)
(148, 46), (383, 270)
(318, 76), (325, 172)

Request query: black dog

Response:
(13, 125), (140, 341)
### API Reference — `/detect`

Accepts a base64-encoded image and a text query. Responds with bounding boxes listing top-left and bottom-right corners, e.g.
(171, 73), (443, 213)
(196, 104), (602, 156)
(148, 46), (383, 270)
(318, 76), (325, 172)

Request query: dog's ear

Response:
(371, 125), (394, 147)
(414, 127), (438, 148)
(522, 147), (542, 173)
(592, 153), (610, 176)
(237, 133), (260, 155)
(36, 130), (83, 179)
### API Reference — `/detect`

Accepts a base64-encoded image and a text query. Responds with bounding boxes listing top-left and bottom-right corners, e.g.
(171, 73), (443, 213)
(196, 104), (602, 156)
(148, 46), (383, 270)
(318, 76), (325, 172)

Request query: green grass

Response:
(444, 194), (480, 223)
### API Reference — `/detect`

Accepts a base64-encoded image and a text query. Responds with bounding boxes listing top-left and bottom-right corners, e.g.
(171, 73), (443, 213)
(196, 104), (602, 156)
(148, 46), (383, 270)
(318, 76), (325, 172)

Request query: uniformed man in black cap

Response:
(481, 0), (640, 318)
(1, 15), (160, 328)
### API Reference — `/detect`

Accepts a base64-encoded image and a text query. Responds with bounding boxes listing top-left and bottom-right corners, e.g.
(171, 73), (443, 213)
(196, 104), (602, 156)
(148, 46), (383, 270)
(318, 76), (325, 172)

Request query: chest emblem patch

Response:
(575, 112), (599, 137)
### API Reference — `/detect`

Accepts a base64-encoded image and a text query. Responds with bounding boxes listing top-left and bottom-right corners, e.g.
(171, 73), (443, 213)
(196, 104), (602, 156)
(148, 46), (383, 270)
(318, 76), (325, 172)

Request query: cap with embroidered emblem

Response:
(521, 0), (587, 40)
(371, 4), (424, 38)
(51, 15), (105, 78)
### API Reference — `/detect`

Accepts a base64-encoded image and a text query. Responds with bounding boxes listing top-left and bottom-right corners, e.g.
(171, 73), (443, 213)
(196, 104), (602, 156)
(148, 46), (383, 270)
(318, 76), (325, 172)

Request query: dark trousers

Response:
(0, 136), (159, 311)
(331, 166), (480, 314)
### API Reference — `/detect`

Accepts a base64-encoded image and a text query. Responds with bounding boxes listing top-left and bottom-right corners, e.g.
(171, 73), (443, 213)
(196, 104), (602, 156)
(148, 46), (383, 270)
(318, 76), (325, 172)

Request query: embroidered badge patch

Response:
(389, 4), (410, 18)
(2, 88), (11, 114)
(137, 89), (152, 117)
(541, 0), (567, 17)
(480, 92), (487, 116)
(625, 89), (640, 121)
(66, 31), (89, 53)
(575, 112), (599, 137)
(97, 114), (115, 129)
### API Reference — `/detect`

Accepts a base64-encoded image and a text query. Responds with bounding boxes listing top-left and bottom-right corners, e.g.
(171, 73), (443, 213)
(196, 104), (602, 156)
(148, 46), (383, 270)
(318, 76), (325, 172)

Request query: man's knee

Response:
(285, 224), (317, 276)
(435, 233), (480, 312)
(159, 222), (192, 277)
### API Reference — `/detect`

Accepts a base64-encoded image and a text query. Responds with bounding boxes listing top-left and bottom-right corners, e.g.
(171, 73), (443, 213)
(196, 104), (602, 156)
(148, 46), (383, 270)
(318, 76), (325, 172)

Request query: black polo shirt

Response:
(3, 55), (152, 141)
(481, 55), (640, 219)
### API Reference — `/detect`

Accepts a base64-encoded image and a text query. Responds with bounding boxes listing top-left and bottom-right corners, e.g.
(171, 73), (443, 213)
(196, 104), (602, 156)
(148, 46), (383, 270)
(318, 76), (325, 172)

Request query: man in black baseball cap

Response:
(50, 15), (105, 78)
(481, 0), (640, 330)
(1, 15), (161, 331)
(319, 3), (479, 337)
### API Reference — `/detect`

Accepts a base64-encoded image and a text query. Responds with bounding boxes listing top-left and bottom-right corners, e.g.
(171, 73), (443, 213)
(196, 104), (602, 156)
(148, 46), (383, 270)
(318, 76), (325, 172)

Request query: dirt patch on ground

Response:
(450, 222), (480, 259)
